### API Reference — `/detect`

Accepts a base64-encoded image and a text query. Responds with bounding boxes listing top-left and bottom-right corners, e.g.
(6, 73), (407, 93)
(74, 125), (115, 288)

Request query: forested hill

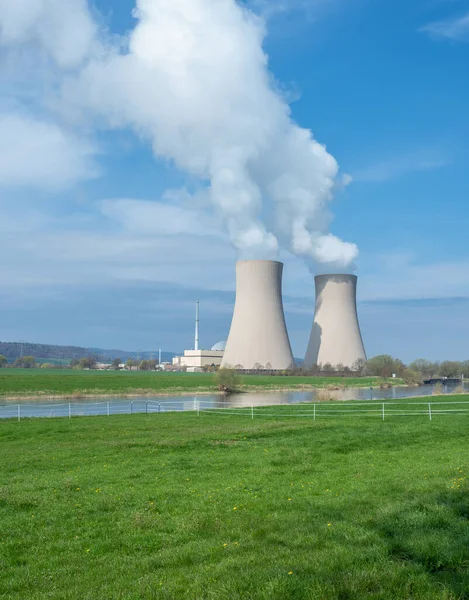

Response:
(0, 341), (175, 364)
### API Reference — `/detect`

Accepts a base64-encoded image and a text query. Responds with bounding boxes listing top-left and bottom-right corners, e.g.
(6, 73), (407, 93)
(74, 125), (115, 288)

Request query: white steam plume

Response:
(0, 0), (97, 69)
(6, 0), (358, 270)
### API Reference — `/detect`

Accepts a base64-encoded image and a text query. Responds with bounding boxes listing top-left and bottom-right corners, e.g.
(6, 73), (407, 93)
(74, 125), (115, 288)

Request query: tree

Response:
(366, 355), (399, 379)
(14, 356), (37, 368)
(460, 361), (469, 379)
(70, 358), (80, 368)
(126, 358), (138, 370)
(215, 368), (241, 393)
(351, 358), (366, 375)
(112, 358), (121, 370)
(23, 356), (36, 368)
(139, 360), (151, 371)
(402, 368), (423, 386)
(41, 363), (54, 369)
(408, 359), (437, 378)
(0, 355), (7, 368)
(79, 357), (96, 370)
(438, 361), (461, 378)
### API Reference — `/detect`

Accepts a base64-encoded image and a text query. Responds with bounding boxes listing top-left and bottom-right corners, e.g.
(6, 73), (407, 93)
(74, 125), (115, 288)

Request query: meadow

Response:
(0, 369), (401, 399)
(0, 400), (468, 599)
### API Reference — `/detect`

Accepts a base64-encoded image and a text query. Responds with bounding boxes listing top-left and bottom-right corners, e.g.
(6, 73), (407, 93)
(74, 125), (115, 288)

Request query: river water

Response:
(0, 383), (466, 419)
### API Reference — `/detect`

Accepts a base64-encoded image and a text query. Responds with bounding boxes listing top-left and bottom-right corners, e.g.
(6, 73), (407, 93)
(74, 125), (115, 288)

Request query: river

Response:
(0, 383), (467, 419)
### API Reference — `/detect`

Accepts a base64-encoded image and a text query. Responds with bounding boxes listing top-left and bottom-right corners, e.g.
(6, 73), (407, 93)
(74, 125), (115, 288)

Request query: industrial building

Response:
(171, 300), (226, 371)
(304, 274), (366, 369)
(172, 346), (225, 372)
(221, 260), (294, 370)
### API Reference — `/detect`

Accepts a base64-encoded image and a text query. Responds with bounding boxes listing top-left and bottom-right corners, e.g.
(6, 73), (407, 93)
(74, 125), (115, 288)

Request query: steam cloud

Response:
(1, 0), (358, 271)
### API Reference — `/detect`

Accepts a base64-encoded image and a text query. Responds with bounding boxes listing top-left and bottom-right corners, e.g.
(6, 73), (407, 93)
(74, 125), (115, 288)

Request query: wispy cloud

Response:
(0, 112), (99, 190)
(359, 254), (469, 302)
(245, 0), (334, 19)
(353, 151), (451, 183)
(420, 11), (469, 42)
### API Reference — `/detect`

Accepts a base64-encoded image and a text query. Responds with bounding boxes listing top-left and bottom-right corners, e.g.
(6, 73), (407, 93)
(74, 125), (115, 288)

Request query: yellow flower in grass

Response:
(288, 571), (293, 575)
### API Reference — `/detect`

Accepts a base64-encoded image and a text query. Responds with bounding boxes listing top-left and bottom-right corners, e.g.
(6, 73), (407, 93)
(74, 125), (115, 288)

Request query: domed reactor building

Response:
(221, 260), (294, 370)
(304, 274), (366, 369)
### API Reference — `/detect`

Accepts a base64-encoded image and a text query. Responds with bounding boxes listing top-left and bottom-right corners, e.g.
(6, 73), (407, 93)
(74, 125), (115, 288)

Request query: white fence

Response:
(1, 399), (469, 421)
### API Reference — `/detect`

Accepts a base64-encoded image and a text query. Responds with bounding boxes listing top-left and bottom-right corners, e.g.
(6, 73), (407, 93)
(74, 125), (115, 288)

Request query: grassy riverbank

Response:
(0, 369), (404, 399)
(1, 403), (468, 599)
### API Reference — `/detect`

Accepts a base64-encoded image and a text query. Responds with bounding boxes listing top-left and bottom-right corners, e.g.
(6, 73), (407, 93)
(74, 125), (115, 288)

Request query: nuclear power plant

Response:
(304, 274), (366, 369)
(221, 260), (294, 370)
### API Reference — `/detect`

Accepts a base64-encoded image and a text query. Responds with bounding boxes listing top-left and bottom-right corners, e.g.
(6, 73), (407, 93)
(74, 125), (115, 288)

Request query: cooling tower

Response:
(221, 260), (294, 370)
(304, 274), (366, 369)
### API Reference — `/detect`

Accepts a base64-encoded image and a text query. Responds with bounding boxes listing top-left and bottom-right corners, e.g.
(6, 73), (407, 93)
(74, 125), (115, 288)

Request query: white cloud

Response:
(353, 151), (451, 183)
(0, 0), (97, 68)
(421, 11), (469, 42)
(100, 198), (222, 237)
(0, 112), (98, 190)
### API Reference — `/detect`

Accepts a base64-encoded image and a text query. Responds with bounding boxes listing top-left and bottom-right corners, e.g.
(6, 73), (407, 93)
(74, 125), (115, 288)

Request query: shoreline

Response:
(0, 382), (410, 402)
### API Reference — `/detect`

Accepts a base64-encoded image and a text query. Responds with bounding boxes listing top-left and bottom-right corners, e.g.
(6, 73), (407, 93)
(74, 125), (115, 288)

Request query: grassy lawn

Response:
(0, 369), (402, 398)
(0, 401), (468, 599)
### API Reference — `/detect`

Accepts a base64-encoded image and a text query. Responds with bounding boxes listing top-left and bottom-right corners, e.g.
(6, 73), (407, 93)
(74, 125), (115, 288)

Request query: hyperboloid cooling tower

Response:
(221, 260), (294, 370)
(304, 274), (366, 369)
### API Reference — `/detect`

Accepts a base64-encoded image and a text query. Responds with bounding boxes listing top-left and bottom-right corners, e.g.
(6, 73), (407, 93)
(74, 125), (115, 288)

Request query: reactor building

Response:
(221, 260), (294, 370)
(304, 274), (366, 369)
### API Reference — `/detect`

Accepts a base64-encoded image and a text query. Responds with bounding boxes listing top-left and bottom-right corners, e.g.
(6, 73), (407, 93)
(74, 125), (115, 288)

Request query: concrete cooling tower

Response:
(221, 260), (294, 370)
(304, 274), (366, 369)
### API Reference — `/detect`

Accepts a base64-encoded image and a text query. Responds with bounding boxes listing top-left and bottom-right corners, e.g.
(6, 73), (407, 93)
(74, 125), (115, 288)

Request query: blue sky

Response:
(0, 0), (469, 361)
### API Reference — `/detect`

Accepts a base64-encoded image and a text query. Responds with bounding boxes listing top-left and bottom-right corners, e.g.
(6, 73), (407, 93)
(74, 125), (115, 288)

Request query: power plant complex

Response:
(175, 261), (366, 371)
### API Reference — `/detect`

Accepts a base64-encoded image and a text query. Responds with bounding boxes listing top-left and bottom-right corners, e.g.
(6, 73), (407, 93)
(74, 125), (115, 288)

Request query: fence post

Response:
(197, 400), (200, 417)
(130, 401), (133, 415)
(17, 404), (20, 422)
(428, 402), (432, 421)
(107, 401), (110, 417)
(251, 405), (254, 420)
(314, 404), (316, 421)
(145, 400), (148, 415)
(382, 403), (385, 421)
(69, 403), (71, 419)
(158, 403), (161, 414)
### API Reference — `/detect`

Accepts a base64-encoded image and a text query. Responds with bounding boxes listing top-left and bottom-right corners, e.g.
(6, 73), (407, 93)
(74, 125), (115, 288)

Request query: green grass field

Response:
(0, 369), (402, 398)
(1, 400), (468, 599)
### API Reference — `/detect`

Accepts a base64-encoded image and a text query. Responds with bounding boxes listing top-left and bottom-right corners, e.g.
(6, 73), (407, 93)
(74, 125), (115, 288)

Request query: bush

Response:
(215, 368), (241, 393)
(316, 389), (340, 401)
(402, 369), (423, 386)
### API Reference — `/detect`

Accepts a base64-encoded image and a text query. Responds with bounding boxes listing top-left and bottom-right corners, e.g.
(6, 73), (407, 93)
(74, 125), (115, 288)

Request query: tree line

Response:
(0, 356), (160, 370)
(1, 353), (468, 382)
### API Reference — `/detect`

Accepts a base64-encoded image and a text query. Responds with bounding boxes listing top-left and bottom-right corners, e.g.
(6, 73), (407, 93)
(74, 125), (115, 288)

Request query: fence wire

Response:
(1, 398), (469, 421)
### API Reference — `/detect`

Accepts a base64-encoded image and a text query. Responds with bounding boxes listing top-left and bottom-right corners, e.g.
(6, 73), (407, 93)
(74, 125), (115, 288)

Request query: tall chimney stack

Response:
(304, 274), (366, 369)
(195, 300), (200, 351)
(221, 260), (294, 370)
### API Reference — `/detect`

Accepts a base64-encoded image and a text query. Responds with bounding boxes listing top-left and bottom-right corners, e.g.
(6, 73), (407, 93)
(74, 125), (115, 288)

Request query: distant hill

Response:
(0, 341), (175, 364)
